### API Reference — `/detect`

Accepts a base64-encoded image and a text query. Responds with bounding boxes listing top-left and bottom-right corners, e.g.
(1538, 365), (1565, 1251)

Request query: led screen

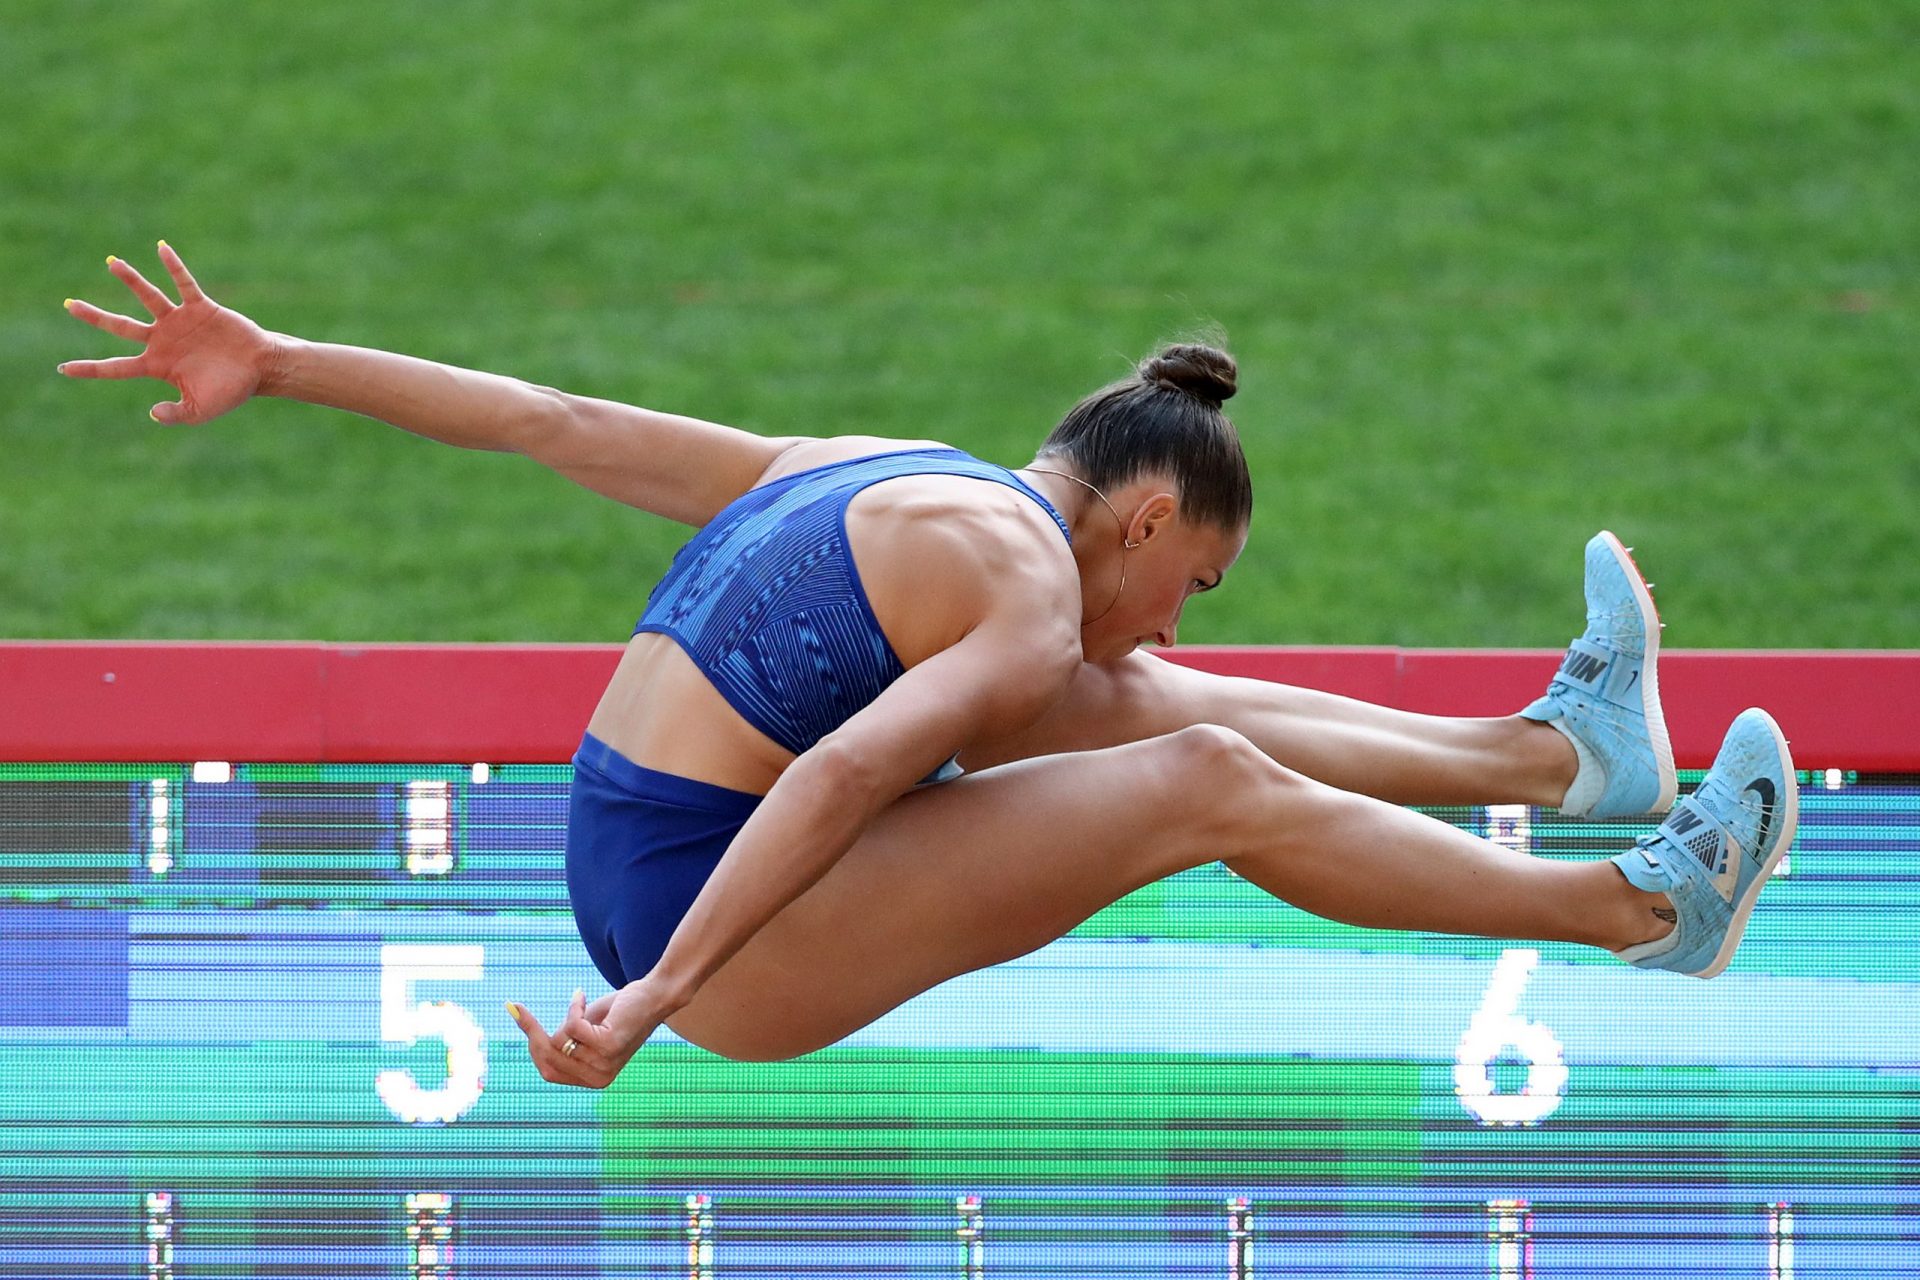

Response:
(1, 763), (1914, 1277)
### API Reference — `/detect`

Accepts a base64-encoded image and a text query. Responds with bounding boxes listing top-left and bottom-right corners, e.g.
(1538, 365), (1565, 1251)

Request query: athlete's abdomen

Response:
(585, 632), (795, 797)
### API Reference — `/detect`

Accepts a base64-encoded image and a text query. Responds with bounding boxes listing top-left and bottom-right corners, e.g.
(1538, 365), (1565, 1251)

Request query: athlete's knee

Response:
(1165, 723), (1323, 848)
(1157, 725), (1275, 830)
(1168, 723), (1269, 781)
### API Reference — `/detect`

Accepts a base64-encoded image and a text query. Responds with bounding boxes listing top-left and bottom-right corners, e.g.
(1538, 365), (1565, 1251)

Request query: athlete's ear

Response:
(1127, 491), (1181, 545)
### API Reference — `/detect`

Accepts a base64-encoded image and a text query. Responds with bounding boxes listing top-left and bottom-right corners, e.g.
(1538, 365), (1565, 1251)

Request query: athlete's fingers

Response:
(506, 999), (545, 1041)
(104, 253), (177, 318)
(57, 355), (148, 380)
(582, 990), (618, 1024)
(552, 989), (620, 1075)
(507, 1000), (577, 1081)
(549, 988), (588, 1051)
(63, 297), (152, 344)
(549, 989), (613, 1076)
(507, 999), (602, 1088)
(155, 240), (205, 303)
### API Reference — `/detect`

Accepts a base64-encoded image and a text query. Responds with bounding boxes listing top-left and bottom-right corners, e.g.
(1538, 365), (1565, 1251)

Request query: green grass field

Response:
(4, 1), (1914, 646)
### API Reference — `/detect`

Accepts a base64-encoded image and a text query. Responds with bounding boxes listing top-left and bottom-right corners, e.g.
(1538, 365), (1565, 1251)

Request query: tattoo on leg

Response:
(1652, 907), (1677, 924)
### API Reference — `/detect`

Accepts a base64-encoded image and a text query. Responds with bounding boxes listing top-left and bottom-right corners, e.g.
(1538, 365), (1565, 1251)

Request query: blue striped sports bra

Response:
(634, 447), (1073, 782)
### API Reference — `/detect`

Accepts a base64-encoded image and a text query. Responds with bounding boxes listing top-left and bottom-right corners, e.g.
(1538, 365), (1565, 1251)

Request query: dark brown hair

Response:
(1033, 342), (1252, 530)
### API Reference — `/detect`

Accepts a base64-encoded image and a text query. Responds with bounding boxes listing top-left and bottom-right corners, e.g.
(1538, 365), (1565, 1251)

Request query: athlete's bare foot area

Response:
(1515, 714), (1582, 808)
(1560, 860), (1677, 951)
(1610, 867), (1678, 951)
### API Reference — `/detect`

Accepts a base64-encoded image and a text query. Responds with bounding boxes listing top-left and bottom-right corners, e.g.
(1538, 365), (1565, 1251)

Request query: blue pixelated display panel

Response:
(0, 764), (1915, 1278)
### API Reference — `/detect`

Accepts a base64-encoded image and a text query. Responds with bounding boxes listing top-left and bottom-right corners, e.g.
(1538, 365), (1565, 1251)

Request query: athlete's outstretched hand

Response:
(58, 243), (280, 426)
(505, 980), (671, 1089)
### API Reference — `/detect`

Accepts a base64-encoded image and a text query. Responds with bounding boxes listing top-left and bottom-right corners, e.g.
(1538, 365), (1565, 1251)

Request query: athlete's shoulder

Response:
(855, 467), (1067, 570)
(752, 435), (959, 487)
(846, 464), (1080, 671)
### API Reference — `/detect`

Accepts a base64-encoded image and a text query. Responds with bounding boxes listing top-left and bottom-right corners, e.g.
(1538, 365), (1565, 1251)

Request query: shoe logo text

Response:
(1561, 651), (1610, 685)
(1665, 805), (1705, 836)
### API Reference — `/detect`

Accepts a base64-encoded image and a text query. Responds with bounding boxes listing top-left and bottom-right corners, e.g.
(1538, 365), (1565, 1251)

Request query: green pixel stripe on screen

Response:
(1, 1047), (1910, 1190)
(0, 763), (192, 782)
(1412, 1062), (1919, 1185)
(603, 1050), (1422, 1186)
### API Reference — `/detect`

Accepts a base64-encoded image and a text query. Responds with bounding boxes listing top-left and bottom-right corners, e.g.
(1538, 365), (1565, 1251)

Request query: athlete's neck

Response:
(1015, 465), (1133, 628)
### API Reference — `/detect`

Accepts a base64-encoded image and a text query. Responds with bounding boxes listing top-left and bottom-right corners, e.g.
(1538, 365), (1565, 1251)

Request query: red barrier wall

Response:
(0, 641), (1912, 770)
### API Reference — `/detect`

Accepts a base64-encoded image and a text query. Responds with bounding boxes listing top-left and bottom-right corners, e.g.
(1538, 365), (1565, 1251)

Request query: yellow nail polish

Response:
(158, 239), (170, 251)
(63, 299), (74, 309)
(105, 255), (118, 267)
(149, 409), (161, 423)
(504, 1000), (522, 1022)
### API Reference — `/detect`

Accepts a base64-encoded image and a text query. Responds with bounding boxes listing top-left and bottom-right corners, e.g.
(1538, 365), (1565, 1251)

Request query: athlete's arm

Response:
(57, 245), (808, 526)
(511, 391), (810, 526)
(635, 534), (1083, 1022)
(268, 341), (808, 524)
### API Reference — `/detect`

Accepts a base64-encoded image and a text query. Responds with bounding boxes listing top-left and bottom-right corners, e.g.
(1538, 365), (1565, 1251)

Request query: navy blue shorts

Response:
(565, 731), (764, 989)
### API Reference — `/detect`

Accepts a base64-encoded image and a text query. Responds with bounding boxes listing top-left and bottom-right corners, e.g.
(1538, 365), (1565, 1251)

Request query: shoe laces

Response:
(1697, 773), (1767, 835)
(1582, 604), (1645, 644)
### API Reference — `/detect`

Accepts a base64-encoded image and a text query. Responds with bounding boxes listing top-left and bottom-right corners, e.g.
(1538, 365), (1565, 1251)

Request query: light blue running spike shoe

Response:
(1611, 708), (1798, 979)
(1521, 531), (1677, 819)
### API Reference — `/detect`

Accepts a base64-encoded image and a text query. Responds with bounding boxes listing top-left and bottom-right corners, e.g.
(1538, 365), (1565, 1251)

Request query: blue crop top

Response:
(634, 448), (1073, 783)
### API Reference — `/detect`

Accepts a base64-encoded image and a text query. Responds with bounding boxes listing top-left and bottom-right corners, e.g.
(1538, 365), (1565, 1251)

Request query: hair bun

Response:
(1140, 343), (1237, 405)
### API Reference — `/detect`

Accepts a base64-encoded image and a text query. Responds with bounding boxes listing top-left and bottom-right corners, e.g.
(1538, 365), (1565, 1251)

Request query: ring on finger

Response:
(562, 1037), (578, 1057)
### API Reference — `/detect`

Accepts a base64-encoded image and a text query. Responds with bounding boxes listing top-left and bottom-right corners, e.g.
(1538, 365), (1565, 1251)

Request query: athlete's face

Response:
(1080, 492), (1246, 664)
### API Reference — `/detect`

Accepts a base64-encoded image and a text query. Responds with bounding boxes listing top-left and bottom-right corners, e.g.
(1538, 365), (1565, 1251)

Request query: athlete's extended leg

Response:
(660, 725), (1679, 1064)
(962, 650), (1580, 807)
(961, 531), (1673, 818)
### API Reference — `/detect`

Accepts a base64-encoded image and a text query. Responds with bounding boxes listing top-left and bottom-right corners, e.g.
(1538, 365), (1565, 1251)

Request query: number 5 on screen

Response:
(376, 943), (486, 1124)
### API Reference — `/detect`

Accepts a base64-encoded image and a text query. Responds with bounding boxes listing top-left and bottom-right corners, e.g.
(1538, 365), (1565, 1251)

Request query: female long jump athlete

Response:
(60, 246), (1798, 1088)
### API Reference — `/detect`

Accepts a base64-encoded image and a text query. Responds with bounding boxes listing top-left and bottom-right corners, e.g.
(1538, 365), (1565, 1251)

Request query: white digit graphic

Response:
(1454, 948), (1567, 1127)
(1768, 1202), (1795, 1280)
(1486, 804), (1531, 856)
(377, 944), (487, 1125)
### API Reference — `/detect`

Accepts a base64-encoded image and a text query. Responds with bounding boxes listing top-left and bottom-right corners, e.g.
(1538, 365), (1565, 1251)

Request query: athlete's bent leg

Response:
(662, 725), (1248, 1062)
(960, 650), (1578, 808)
(662, 725), (1664, 1064)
